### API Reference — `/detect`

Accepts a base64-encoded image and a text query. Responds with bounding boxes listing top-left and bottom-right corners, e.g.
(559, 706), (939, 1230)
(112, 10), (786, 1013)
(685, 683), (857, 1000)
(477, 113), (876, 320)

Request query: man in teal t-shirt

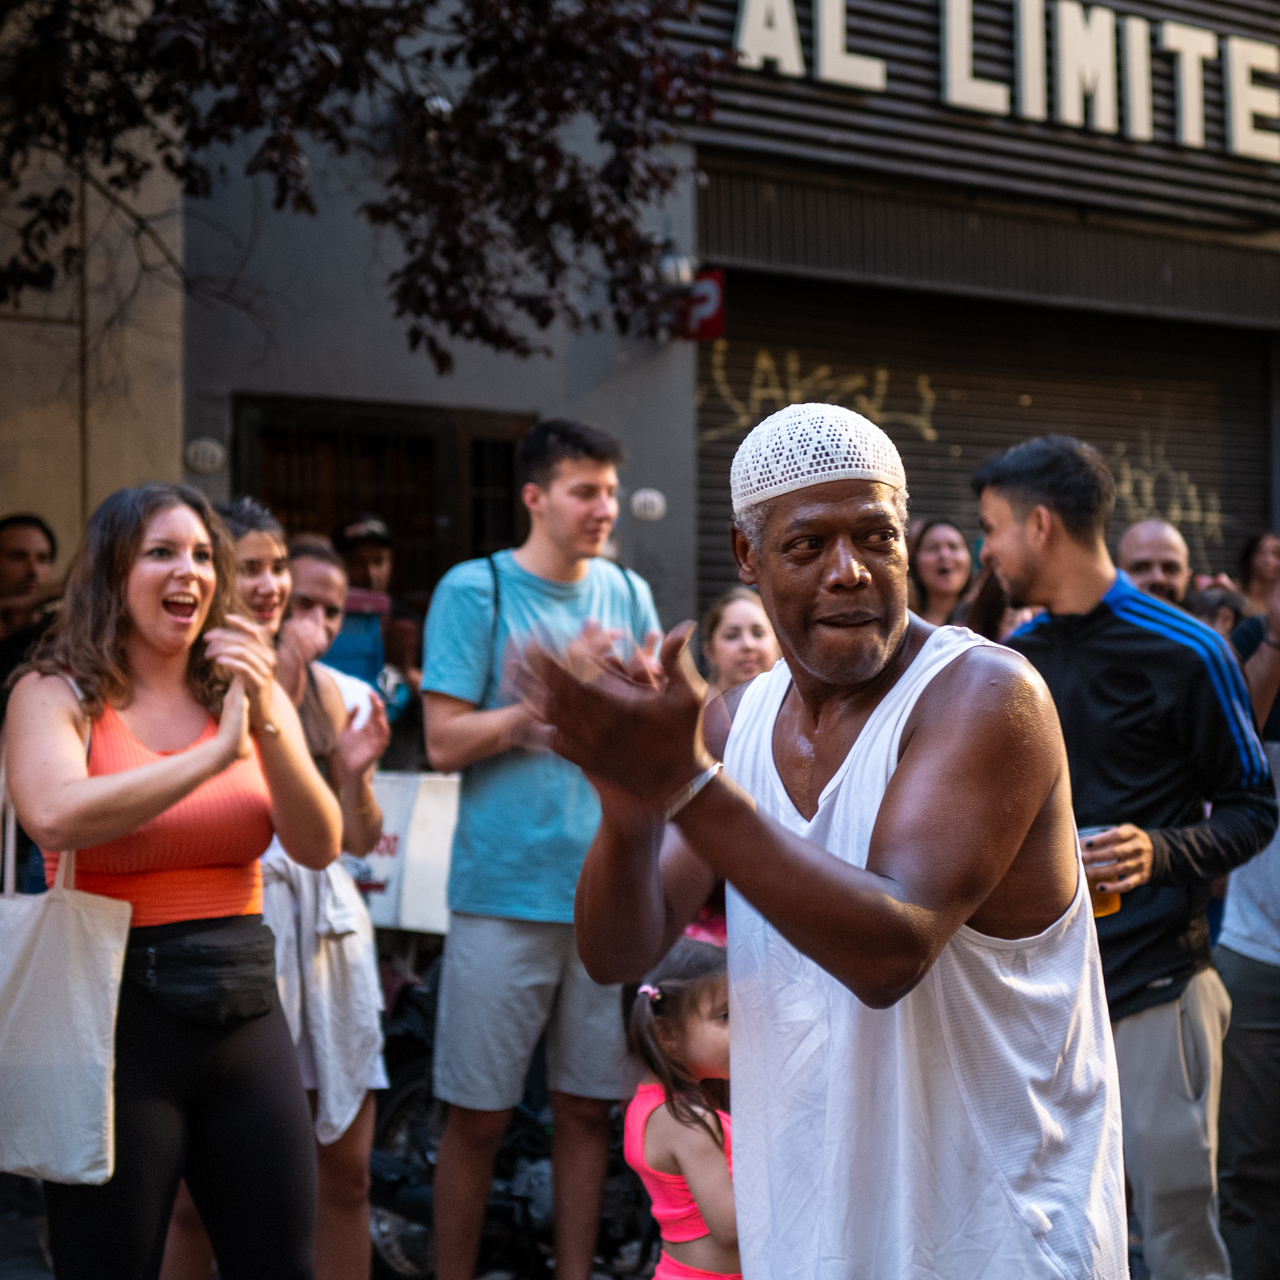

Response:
(422, 419), (660, 1280)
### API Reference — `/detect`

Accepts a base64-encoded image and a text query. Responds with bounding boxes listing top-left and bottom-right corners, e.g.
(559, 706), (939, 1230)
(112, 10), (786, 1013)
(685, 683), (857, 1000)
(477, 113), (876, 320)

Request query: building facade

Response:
(4, 0), (1279, 624)
(692, 0), (1280, 610)
(0, 168), (185, 567)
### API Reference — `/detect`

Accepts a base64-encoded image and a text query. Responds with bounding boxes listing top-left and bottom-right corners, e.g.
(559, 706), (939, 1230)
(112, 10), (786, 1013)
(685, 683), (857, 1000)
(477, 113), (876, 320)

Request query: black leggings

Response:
(44, 972), (317, 1280)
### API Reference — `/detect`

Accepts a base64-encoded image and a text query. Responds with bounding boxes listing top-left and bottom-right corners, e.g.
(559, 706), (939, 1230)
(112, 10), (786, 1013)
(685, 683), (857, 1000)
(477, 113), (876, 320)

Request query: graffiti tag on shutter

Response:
(701, 340), (936, 443)
(1110, 437), (1224, 550)
(700, 341), (1228, 565)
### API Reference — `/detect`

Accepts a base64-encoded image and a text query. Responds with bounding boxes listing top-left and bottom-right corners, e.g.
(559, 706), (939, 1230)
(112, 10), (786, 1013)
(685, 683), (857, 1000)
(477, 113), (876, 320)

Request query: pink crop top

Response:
(623, 1082), (733, 1243)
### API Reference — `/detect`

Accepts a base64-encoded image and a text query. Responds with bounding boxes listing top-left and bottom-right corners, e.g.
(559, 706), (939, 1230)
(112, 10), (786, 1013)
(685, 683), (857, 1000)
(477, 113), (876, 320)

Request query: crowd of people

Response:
(0, 405), (1278, 1280)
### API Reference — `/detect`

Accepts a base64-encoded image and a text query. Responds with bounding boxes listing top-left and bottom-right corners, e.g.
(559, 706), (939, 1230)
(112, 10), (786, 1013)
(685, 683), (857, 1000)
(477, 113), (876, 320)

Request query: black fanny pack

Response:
(124, 915), (276, 1027)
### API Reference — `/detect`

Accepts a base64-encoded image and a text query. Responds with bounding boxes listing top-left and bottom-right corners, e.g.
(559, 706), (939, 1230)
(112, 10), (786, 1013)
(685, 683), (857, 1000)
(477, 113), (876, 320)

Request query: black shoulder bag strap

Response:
(477, 553), (501, 708)
(476, 555), (637, 707)
(613, 560), (641, 646)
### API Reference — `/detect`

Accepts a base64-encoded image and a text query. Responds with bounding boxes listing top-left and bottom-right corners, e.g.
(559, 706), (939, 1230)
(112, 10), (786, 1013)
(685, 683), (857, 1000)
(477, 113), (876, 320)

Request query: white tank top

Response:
(723, 626), (1127, 1280)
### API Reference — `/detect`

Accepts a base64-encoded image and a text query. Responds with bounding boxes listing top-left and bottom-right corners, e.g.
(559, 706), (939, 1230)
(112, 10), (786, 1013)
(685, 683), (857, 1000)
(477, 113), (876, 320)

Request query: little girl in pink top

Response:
(623, 940), (739, 1280)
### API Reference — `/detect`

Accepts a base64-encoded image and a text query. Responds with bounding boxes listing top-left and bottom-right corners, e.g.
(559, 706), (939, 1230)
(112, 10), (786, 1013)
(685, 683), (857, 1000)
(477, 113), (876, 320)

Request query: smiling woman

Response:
(909, 519), (973, 626)
(701, 588), (780, 696)
(217, 496), (293, 634)
(18, 485), (241, 720)
(3, 482), (342, 1280)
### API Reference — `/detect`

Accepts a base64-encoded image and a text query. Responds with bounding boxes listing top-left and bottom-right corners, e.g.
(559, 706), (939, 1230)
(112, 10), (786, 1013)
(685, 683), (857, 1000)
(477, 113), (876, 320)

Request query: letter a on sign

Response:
(735, 0), (806, 77)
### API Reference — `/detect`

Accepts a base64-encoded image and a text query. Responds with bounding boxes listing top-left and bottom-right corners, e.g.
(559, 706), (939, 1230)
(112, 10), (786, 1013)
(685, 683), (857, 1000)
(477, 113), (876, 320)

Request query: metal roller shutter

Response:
(697, 271), (1271, 614)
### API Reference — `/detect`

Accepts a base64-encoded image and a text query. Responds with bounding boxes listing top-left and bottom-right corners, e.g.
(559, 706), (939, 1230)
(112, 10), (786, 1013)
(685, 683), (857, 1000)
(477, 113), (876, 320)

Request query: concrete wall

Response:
(0, 286), (81, 577)
(182, 145), (699, 626)
(0, 165), (184, 571)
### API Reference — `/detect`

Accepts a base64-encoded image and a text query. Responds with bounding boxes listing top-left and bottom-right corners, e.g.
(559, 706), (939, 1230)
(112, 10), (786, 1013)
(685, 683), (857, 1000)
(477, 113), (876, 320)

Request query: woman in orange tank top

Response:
(5, 483), (342, 1280)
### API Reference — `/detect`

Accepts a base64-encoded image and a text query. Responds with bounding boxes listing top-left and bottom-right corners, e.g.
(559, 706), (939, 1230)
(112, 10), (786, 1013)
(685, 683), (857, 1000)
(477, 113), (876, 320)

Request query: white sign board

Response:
(343, 772), (458, 935)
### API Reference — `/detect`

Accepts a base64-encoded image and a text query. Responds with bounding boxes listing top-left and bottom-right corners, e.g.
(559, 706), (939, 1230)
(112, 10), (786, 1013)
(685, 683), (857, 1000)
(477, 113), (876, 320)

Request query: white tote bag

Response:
(0, 751), (132, 1183)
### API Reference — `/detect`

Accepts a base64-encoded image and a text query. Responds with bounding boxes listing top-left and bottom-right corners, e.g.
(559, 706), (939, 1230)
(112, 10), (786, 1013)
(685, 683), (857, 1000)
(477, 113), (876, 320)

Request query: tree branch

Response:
(1, 0), (729, 367)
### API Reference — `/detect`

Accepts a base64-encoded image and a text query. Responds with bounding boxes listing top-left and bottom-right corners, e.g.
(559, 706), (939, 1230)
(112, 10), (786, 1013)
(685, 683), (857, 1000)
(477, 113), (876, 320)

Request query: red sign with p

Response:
(680, 269), (725, 341)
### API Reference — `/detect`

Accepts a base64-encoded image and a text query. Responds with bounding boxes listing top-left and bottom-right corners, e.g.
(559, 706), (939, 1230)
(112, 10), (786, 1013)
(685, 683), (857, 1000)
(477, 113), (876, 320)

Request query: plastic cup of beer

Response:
(1078, 826), (1121, 918)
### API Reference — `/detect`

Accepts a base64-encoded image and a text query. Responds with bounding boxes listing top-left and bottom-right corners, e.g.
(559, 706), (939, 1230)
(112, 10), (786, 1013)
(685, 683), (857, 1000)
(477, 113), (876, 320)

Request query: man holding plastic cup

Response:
(975, 436), (1276, 1280)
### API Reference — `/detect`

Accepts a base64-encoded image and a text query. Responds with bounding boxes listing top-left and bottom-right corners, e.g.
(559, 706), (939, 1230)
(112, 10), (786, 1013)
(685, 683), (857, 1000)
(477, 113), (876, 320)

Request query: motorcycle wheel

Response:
(371, 1063), (447, 1279)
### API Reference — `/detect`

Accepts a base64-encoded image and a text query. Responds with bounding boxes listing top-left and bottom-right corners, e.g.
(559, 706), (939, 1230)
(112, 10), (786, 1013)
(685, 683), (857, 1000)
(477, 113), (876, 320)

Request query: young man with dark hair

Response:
(0, 513), (58, 641)
(974, 435), (1277, 1280)
(0, 512), (57, 560)
(422, 418), (659, 1280)
(0, 513), (60, 713)
(0, 514), (62, 894)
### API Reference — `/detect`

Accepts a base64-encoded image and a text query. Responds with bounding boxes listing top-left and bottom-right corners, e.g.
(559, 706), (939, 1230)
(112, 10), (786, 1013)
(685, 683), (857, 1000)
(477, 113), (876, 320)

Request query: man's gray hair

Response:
(734, 485), (910, 549)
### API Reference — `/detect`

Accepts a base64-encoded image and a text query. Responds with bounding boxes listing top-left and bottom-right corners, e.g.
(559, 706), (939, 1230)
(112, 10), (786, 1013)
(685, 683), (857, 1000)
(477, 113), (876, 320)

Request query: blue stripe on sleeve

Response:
(1108, 586), (1267, 785)
(1007, 611), (1050, 640)
(1118, 600), (1265, 784)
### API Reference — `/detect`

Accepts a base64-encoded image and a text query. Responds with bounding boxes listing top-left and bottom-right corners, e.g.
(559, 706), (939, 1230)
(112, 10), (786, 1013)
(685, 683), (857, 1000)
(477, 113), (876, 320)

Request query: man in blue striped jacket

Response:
(974, 435), (1277, 1280)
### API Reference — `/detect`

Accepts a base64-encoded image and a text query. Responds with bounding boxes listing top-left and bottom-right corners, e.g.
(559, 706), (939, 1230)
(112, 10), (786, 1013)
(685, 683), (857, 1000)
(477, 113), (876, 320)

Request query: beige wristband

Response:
(664, 761), (724, 822)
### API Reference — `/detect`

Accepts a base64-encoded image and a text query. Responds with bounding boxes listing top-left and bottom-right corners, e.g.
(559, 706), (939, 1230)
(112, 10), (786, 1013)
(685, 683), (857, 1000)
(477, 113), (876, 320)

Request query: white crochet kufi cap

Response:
(730, 402), (906, 514)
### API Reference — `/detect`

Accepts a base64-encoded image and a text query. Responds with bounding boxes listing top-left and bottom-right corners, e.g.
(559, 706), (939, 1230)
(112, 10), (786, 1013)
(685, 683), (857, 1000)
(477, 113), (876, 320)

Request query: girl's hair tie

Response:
(638, 984), (661, 1002)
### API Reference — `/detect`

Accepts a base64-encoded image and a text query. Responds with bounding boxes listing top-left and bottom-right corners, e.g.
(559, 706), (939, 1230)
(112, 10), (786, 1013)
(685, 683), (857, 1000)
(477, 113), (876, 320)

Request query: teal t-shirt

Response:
(422, 551), (661, 923)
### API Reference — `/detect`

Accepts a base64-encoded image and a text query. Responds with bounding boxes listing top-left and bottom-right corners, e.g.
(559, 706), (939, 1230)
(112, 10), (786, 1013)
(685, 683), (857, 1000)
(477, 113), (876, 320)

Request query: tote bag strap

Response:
(57, 675), (92, 891)
(2, 753), (15, 901)
(0, 675), (91, 897)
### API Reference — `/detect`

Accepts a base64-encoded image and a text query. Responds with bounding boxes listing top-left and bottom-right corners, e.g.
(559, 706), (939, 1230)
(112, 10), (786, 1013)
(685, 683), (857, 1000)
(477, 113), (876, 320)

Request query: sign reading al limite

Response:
(736, 0), (1278, 161)
(695, 0), (1280, 228)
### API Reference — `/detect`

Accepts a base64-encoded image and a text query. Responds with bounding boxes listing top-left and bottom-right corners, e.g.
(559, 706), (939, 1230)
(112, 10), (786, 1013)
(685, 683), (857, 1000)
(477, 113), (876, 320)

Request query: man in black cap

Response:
(323, 513), (395, 689)
(332, 514), (422, 765)
(333, 513), (394, 596)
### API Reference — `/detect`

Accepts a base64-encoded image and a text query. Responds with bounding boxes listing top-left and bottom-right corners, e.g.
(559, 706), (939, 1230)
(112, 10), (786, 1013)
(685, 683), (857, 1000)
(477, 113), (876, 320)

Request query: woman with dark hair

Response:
(700, 588), (779, 697)
(5, 483), (342, 1280)
(217, 496), (292, 634)
(692, 590), (779, 950)
(908, 519), (972, 625)
(1239, 531), (1280, 616)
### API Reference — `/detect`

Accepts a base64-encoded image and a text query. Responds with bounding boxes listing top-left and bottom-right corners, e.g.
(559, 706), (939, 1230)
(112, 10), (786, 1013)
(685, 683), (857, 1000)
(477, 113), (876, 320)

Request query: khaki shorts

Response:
(433, 912), (625, 1111)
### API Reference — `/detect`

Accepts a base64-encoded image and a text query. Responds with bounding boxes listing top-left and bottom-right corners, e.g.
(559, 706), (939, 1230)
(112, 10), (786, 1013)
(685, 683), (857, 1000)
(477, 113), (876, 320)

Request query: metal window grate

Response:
(233, 395), (530, 609)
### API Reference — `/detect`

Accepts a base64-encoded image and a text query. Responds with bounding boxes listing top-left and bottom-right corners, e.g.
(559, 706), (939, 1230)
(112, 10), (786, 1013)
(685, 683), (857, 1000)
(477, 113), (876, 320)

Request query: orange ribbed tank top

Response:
(44, 704), (275, 927)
